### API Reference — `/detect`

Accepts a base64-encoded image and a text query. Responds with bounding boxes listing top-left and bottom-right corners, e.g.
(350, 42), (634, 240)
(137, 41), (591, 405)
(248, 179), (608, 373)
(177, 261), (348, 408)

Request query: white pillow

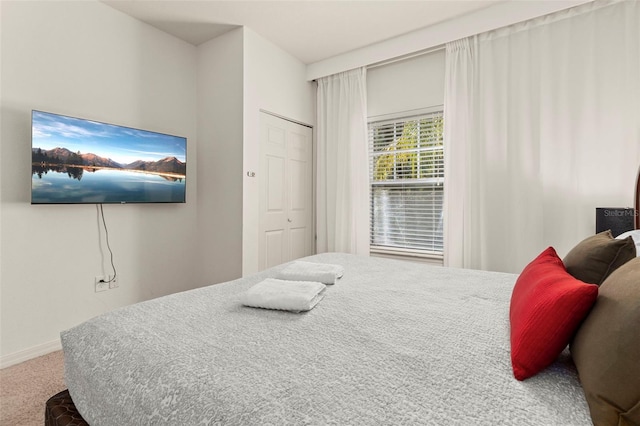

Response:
(616, 229), (640, 256)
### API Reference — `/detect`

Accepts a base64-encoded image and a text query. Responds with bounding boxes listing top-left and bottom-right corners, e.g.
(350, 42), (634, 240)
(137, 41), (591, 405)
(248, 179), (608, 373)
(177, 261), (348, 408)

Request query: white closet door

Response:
(259, 112), (313, 270)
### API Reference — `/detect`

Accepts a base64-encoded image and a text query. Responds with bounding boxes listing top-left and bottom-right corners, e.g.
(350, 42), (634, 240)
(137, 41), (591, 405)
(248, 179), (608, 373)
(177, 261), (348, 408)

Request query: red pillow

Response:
(510, 247), (598, 381)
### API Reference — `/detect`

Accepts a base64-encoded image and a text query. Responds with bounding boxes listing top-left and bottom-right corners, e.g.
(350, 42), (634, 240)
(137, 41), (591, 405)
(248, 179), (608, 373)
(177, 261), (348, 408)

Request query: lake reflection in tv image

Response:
(31, 110), (187, 204)
(32, 167), (186, 204)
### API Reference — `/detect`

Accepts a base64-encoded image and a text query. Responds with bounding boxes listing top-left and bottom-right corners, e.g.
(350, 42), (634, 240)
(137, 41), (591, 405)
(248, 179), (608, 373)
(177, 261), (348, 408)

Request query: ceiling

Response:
(102, 1), (502, 64)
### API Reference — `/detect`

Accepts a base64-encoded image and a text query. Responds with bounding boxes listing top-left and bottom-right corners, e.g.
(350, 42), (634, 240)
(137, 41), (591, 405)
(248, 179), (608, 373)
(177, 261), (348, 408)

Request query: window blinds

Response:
(368, 111), (444, 255)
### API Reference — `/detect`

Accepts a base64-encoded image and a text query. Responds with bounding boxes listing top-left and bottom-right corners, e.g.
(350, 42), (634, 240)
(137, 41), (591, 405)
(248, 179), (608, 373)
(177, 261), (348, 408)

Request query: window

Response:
(369, 111), (444, 258)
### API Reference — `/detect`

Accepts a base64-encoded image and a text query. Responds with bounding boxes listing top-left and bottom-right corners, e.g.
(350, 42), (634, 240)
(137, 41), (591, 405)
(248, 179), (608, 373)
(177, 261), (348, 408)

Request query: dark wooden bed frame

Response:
(43, 166), (640, 426)
(636, 164), (640, 229)
(45, 390), (88, 426)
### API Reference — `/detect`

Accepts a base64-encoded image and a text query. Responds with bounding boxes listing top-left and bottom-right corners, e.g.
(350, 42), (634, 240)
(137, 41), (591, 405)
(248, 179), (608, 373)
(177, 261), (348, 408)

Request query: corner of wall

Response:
(196, 27), (245, 285)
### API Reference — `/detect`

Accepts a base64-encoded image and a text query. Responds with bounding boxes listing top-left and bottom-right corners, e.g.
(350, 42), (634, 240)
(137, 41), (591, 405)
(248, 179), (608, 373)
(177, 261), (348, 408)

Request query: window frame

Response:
(368, 107), (444, 261)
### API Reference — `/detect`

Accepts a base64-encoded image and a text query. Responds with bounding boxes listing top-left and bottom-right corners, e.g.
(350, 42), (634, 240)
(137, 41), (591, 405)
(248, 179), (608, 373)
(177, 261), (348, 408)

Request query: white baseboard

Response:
(0, 338), (62, 369)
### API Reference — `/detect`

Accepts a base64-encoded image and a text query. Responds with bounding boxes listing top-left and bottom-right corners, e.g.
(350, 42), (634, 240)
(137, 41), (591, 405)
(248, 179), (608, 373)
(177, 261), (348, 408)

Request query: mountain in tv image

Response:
(32, 147), (186, 176)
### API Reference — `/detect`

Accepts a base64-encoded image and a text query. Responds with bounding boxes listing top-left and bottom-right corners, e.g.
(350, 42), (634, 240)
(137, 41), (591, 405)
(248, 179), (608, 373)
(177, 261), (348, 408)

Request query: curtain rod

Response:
(367, 44), (445, 70)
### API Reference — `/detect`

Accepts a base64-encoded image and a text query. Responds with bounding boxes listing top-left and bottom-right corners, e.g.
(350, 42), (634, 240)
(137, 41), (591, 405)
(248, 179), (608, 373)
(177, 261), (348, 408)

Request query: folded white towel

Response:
(276, 261), (344, 285)
(241, 279), (326, 312)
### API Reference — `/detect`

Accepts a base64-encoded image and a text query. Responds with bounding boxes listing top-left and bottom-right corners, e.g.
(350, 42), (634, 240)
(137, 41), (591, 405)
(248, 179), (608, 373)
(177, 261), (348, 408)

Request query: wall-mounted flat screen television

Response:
(31, 110), (187, 204)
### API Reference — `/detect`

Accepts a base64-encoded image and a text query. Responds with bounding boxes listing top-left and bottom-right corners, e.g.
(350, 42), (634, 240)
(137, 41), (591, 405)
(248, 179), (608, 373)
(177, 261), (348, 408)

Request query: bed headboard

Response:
(636, 164), (639, 229)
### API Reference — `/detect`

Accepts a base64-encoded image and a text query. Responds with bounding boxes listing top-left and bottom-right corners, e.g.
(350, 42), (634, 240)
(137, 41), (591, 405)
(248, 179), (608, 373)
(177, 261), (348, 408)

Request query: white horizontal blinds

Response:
(369, 111), (444, 254)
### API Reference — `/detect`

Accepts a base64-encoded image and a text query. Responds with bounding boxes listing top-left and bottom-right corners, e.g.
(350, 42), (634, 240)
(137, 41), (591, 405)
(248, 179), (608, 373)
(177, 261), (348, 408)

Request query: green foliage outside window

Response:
(372, 116), (444, 182)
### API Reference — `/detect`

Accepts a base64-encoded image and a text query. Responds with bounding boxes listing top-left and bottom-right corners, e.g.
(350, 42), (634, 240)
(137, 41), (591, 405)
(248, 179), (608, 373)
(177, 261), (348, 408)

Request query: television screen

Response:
(31, 110), (187, 204)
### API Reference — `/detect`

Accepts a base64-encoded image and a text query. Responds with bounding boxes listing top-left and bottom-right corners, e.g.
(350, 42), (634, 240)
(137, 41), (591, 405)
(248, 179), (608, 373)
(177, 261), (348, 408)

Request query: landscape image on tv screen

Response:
(31, 110), (187, 204)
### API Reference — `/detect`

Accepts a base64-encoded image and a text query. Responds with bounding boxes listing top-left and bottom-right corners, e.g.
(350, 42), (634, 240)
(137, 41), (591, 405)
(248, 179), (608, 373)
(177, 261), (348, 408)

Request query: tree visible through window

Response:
(369, 111), (444, 255)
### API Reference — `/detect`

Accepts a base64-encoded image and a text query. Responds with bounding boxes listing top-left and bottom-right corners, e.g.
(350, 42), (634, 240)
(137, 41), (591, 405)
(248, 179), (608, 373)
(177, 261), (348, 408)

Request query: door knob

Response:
(287, 218), (292, 223)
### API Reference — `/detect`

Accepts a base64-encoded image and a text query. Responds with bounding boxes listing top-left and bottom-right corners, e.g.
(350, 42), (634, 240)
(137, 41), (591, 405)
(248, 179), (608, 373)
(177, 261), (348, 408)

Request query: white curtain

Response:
(443, 38), (476, 269)
(444, 0), (640, 273)
(316, 68), (370, 255)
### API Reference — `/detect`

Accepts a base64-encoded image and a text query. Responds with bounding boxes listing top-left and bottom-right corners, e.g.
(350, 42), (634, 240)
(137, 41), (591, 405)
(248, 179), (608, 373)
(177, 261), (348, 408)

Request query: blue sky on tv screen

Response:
(32, 111), (186, 165)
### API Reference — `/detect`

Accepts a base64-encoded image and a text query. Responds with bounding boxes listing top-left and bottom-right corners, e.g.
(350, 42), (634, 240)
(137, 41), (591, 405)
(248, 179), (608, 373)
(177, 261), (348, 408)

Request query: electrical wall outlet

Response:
(95, 275), (118, 292)
(95, 276), (109, 292)
(108, 275), (119, 289)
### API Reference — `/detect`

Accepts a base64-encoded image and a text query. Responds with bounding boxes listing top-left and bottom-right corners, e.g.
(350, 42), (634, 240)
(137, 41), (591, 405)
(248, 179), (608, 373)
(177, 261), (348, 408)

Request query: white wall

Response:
(367, 49), (445, 119)
(242, 28), (315, 276)
(196, 26), (315, 280)
(196, 29), (244, 284)
(0, 1), (198, 363)
(0, 7), (316, 364)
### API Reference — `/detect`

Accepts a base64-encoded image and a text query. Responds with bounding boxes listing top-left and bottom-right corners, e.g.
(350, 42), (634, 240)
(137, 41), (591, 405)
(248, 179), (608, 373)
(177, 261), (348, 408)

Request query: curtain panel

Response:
(316, 68), (370, 255)
(444, 0), (640, 273)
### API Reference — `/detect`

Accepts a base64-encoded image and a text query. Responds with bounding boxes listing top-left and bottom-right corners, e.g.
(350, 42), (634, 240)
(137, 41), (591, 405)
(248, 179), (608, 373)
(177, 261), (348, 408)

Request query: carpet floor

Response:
(1, 351), (66, 426)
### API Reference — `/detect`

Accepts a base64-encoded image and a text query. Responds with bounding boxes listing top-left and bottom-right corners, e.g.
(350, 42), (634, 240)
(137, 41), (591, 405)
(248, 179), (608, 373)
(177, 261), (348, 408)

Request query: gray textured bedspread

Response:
(61, 253), (591, 425)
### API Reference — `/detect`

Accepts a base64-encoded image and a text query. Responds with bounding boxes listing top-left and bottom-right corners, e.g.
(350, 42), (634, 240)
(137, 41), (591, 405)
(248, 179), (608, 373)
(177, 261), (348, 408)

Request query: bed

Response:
(53, 254), (588, 426)
(46, 168), (640, 426)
